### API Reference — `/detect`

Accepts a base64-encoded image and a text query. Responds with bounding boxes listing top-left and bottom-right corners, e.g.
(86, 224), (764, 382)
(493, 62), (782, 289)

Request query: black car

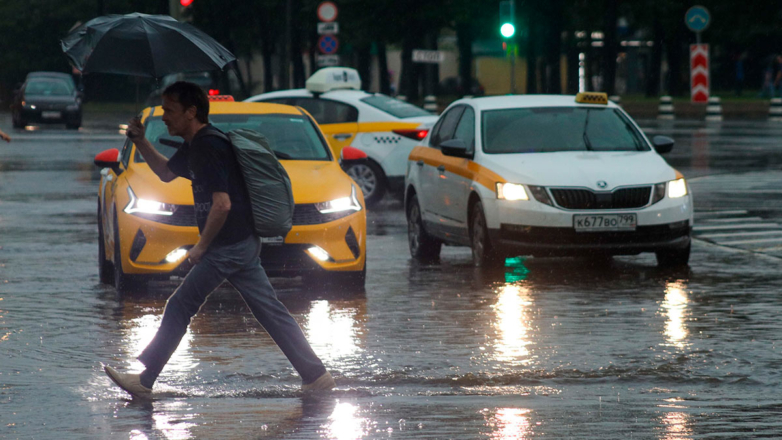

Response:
(12, 74), (82, 129)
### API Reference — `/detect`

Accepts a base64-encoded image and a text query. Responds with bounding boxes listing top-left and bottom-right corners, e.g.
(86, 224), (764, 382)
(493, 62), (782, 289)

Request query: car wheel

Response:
(113, 214), (145, 294)
(346, 161), (386, 207)
(407, 194), (441, 260)
(97, 204), (114, 285)
(470, 201), (503, 267)
(656, 242), (691, 268)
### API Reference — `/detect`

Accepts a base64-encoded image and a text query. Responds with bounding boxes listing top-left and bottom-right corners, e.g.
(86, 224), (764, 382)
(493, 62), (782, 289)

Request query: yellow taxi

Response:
(94, 100), (367, 293)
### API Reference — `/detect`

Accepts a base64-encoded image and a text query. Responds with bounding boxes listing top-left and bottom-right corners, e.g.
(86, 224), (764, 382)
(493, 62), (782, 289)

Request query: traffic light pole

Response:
(500, 0), (516, 94)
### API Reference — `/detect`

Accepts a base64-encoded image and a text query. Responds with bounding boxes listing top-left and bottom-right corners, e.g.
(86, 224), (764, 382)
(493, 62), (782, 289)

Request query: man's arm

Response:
(126, 118), (178, 182)
(187, 192), (231, 264)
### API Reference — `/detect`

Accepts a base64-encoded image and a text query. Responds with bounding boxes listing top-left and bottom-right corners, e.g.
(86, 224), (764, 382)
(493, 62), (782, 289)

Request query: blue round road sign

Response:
(685, 6), (710, 32)
(318, 35), (339, 55)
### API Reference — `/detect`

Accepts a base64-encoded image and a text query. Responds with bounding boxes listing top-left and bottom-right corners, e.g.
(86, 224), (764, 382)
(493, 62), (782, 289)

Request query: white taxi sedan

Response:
(246, 67), (438, 206)
(405, 93), (693, 267)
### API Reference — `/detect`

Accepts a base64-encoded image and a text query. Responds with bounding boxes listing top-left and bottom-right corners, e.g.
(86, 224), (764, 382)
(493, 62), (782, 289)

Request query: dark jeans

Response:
(137, 235), (327, 384)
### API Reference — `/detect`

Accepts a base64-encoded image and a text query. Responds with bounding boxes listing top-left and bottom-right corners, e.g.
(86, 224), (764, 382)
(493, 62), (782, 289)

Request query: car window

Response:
(359, 95), (432, 118)
(25, 79), (72, 96)
(452, 107), (475, 152)
(430, 106), (465, 148)
(292, 98), (358, 124)
(262, 98), (295, 105)
(136, 114), (332, 162)
(482, 107), (650, 154)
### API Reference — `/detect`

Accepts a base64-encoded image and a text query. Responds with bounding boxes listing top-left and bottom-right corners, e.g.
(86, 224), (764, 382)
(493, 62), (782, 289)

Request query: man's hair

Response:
(162, 81), (209, 123)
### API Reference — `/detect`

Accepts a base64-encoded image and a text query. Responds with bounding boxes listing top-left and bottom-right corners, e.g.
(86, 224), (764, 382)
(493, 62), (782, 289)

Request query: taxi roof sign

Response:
(306, 67), (362, 94)
(575, 92), (608, 105)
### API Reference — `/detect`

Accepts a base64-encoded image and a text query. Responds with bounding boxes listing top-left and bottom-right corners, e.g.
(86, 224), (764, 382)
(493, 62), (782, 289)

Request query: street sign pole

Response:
(685, 6), (710, 103)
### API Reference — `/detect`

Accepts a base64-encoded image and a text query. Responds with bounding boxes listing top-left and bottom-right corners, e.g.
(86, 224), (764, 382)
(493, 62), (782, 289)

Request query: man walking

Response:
(104, 81), (334, 398)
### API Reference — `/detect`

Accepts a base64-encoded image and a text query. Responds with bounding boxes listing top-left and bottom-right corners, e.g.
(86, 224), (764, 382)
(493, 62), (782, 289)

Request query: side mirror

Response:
(94, 148), (121, 172)
(440, 139), (472, 158)
(652, 135), (674, 154)
(340, 146), (368, 171)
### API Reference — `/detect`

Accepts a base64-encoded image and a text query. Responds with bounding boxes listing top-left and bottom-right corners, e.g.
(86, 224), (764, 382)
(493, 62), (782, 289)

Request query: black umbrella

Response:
(61, 13), (236, 78)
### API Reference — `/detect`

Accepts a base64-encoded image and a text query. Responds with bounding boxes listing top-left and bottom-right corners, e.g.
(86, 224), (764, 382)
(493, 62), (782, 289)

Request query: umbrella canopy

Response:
(61, 13), (236, 78)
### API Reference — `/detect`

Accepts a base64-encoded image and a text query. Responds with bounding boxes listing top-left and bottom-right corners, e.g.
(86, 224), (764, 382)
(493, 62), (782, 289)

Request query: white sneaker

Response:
(104, 365), (152, 399)
(301, 371), (335, 392)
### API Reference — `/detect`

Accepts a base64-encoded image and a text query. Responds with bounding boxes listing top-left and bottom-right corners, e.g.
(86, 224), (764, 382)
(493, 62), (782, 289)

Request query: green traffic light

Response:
(500, 23), (515, 38)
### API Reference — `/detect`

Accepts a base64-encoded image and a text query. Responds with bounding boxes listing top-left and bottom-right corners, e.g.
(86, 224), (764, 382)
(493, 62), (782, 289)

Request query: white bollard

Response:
(657, 96), (674, 120)
(705, 96), (723, 122)
(769, 98), (782, 122)
(424, 95), (438, 113)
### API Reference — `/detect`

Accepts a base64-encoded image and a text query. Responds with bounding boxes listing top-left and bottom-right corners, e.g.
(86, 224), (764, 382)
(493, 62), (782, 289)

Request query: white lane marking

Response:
(719, 237), (782, 246)
(701, 230), (782, 239)
(694, 210), (748, 217)
(701, 217), (764, 223)
(693, 223), (779, 231)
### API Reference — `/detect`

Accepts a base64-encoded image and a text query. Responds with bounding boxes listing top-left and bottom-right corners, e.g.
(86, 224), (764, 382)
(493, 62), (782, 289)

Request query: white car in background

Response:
(405, 92), (694, 268)
(246, 67), (438, 206)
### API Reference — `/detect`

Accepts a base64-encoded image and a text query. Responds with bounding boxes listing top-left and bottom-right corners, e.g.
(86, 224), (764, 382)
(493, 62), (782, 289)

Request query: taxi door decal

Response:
(319, 122), (359, 158)
(409, 147), (507, 191)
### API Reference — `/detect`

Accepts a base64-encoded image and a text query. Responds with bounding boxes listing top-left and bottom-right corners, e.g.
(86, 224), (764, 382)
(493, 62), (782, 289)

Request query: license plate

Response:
(573, 214), (637, 232)
(261, 236), (284, 245)
(41, 111), (61, 119)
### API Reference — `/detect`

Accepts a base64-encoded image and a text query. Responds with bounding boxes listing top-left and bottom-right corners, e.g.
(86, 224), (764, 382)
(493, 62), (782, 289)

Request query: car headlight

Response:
(496, 182), (529, 201)
(667, 178), (688, 198)
(315, 185), (362, 213)
(124, 186), (175, 216)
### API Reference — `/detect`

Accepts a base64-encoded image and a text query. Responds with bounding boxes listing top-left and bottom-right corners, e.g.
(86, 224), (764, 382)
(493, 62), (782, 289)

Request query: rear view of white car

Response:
(405, 92), (693, 267)
(246, 67), (437, 206)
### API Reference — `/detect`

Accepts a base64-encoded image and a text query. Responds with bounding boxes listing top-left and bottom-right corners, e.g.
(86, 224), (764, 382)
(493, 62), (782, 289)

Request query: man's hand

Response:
(126, 117), (146, 143)
(188, 243), (207, 265)
(0, 129), (11, 143)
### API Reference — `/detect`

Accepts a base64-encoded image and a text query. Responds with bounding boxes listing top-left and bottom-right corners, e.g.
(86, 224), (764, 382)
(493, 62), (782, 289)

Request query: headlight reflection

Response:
(305, 300), (362, 365)
(661, 281), (690, 348)
(124, 314), (197, 375)
(492, 284), (534, 365)
(322, 401), (371, 440)
(484, 407), (532, 440)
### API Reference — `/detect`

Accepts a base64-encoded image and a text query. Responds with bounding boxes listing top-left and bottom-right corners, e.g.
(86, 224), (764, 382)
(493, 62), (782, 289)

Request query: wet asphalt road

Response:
(2, 115), (782, 439)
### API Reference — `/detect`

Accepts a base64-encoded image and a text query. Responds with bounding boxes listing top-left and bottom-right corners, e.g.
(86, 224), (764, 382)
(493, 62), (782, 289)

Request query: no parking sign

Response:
(318, 35), (339, 55)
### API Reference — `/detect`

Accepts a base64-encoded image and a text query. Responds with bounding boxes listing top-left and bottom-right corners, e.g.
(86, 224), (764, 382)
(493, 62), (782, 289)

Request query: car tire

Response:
(113, 213), (145, 294)
(407, 194), (441, 261)
(346, 160), (386, 208)
(97, 204), (114, 285)
(470, 201), (503, 267)
(655, 242), (691, 268)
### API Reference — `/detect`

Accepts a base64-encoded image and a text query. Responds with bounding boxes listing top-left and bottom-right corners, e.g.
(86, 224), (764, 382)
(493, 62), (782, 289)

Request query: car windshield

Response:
(481, 107), (650, 154)
(25, 79), (72, 96)
(360, 95), (432, 118)
(136, 114), (331, 162)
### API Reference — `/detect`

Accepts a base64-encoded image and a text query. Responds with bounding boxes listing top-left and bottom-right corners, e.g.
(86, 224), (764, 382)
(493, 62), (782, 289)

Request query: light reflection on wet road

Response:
(2, 119), (782, 438)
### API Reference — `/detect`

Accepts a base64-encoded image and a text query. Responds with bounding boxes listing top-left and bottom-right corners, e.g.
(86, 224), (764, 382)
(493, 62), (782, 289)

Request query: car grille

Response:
(292, 204), (353, 225)
(136, 203), (352, 227)
(550, 186), (651, 209)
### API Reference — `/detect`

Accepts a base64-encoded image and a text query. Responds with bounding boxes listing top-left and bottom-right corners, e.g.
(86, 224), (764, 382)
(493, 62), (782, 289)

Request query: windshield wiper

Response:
(582, 109), (593, 151)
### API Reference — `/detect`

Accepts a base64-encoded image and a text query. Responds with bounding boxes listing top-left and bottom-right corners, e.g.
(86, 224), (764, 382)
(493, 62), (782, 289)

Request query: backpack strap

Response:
(192, 125), (230, 145)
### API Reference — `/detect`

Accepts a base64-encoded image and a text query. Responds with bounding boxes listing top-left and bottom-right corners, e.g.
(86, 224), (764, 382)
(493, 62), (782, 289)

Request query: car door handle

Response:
(416, 160), (424, 167)
(437, 165), (446, 173)
(333, 133), (353, 140)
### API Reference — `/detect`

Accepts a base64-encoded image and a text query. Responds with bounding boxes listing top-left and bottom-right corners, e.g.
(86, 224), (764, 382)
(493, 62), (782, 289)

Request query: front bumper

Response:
(119, 208), (366, 277)
(490, 221), (691, 257)
(19, 107), (81, 124)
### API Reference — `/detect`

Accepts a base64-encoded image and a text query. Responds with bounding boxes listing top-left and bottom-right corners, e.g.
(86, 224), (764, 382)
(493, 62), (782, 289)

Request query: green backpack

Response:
(199, 127), (294, 238)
